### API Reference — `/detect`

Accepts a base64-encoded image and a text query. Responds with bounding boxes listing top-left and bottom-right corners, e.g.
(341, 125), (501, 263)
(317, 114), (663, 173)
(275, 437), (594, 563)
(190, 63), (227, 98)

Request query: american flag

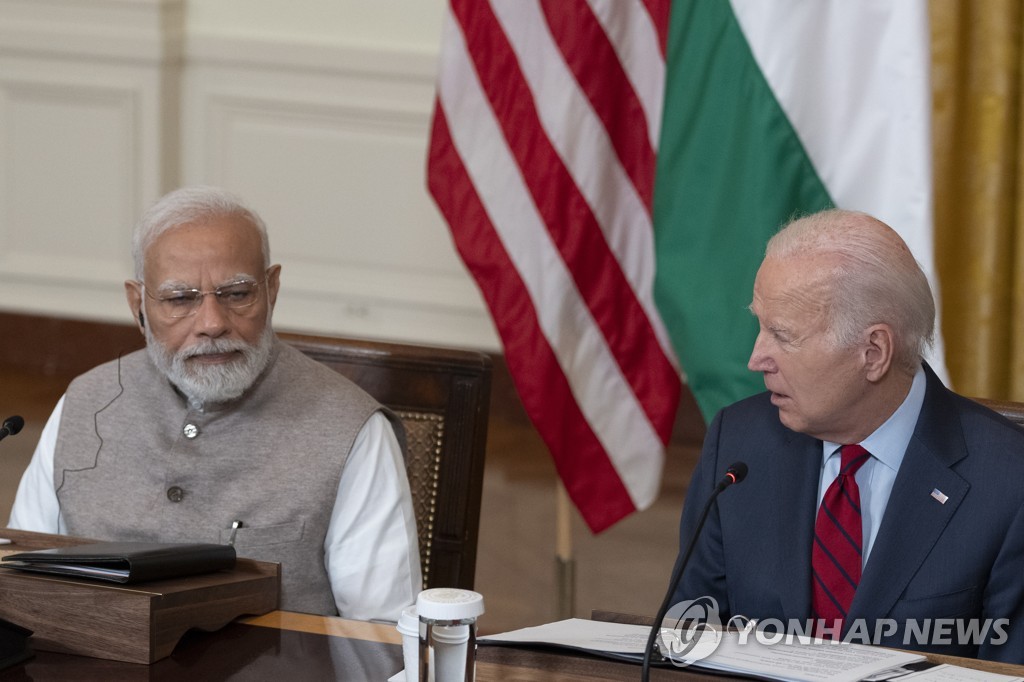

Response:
(427, 0), (680, 532)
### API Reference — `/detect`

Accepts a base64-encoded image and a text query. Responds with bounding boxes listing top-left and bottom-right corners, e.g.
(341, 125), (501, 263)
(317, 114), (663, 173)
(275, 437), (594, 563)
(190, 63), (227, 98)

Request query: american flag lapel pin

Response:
(930, 488), (949, 504)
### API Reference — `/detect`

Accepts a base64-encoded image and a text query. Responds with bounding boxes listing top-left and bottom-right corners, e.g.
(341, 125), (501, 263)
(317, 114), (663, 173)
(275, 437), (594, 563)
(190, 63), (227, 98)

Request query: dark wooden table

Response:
(0, 611), (718, 681)
(6, 610), (1024, 682)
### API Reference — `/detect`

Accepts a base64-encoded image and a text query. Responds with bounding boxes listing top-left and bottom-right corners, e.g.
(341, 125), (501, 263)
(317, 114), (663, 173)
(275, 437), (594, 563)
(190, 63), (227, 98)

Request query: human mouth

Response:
(187, 350), (243, 364)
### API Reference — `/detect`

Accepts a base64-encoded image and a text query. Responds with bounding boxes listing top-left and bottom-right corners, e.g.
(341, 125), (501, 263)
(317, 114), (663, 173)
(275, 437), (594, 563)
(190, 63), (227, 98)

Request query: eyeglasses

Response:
(143, 277), (268, 318)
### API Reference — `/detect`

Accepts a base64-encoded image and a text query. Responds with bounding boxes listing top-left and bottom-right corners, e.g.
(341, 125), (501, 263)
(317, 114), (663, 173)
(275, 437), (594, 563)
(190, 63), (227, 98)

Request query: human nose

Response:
(747, 331), (774, 372)
(192, 291), (230, 336)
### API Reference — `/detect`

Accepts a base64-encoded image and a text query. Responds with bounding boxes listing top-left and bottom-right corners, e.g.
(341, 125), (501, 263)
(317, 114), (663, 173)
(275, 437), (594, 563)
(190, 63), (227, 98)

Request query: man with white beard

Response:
(7, 186), (421, 622)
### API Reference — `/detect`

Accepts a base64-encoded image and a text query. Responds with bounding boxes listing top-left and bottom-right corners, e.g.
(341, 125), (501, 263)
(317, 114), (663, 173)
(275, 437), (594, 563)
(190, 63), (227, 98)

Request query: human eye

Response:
(765, 325), (794, 346)
(216, 281), (258, 306)
(160, 290), (200, 308)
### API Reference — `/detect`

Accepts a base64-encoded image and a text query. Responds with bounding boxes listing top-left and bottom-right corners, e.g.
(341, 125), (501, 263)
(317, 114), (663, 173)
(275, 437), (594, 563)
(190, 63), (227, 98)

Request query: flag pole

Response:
(555, 480), (576, 619)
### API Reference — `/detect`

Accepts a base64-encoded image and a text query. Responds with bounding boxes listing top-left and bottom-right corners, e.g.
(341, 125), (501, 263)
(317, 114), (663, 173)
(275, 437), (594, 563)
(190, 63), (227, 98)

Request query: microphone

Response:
(715, 461), (747, 492)
(0, 415), (23, 442)
(641, 461), (748, 680)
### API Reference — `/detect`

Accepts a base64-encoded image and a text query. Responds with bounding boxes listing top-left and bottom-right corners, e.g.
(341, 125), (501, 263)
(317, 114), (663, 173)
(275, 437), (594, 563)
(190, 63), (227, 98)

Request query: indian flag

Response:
(654, 0), (947, 423)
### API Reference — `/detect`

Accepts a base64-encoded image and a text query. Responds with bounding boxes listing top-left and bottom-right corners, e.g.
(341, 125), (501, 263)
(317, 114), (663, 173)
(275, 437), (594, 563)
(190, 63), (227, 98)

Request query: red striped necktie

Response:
(812, 444), (870, 638)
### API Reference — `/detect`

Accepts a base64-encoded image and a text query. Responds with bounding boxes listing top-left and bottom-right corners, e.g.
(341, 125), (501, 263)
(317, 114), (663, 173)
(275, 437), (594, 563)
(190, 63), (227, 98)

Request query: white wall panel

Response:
(0, 0), (498, 351)
(183, 37), (498, 350)
(0, 0), (182, 322)
(186, 1), (445, 53)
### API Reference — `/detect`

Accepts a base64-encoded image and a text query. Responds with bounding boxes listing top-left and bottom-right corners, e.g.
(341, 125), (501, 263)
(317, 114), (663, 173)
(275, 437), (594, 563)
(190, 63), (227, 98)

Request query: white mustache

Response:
(181, 339), (250, 360)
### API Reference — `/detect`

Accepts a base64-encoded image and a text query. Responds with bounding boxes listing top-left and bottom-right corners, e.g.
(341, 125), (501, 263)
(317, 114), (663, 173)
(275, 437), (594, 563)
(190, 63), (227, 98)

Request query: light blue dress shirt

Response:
(817, 365), (927, 568)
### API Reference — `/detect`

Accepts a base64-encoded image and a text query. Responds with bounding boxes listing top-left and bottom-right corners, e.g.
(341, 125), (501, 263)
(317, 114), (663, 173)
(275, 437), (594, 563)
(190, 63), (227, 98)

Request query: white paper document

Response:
(696, 631), (924, 682)
(894, 664), (1023, 681)
(479, 618), (941, 682)
(481, 618), (651, 658)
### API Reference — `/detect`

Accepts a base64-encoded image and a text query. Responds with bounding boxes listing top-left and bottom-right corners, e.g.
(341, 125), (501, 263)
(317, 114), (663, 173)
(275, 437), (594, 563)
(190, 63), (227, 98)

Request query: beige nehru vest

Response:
(54, 339), (386, 615)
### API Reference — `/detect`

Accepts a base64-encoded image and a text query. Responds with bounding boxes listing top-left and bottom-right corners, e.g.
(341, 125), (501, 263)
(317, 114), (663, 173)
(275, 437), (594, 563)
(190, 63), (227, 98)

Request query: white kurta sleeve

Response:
(7, 396), (64, 533)
(323, 411), (421, 622)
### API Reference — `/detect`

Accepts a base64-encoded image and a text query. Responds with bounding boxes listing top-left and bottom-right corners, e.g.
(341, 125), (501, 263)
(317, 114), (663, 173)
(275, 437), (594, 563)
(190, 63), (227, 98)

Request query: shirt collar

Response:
(822, 364), (927, 473)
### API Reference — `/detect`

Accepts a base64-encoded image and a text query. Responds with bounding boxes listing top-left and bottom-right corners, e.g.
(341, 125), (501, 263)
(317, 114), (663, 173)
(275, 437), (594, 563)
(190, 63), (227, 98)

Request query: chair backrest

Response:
(974, 397), (1024, 428)
(282, 333), (491, 591)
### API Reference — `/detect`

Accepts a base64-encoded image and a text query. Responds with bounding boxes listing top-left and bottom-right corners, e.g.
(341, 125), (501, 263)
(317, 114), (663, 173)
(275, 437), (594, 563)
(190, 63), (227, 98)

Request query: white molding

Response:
(182, 33), (499, 351)
(0, 6), (501, 352)
(0, 0), (181, 327)
(0, 0), (184, 63)
(185, 32), (438, 82)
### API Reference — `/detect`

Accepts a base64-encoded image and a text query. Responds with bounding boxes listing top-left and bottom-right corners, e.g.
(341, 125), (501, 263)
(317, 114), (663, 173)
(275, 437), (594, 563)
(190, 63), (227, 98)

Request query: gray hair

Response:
(132, 186), (270, 280)
(765, 209), (935, 373)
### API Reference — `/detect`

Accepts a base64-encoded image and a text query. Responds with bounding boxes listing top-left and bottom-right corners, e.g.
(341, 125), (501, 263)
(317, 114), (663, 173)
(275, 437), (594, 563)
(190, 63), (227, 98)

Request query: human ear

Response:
(863, 324), (894, 382)
(266, 264), (282, 307)
(125, 280), (145, 335)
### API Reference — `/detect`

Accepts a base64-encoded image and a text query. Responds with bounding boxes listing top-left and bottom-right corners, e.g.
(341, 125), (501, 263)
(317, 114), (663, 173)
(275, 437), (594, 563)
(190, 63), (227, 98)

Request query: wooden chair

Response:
(282, 333), (492, 591)
(974, 397), (1024, 428)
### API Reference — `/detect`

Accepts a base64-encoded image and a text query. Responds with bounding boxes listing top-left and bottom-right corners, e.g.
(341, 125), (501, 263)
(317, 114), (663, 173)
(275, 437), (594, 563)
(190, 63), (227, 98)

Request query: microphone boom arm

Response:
(640, 461), (747, 680)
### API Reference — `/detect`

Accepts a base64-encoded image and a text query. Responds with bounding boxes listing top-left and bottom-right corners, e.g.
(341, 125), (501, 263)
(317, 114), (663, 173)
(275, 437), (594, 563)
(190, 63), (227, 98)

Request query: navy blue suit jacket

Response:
(671, 365), (1024, 662)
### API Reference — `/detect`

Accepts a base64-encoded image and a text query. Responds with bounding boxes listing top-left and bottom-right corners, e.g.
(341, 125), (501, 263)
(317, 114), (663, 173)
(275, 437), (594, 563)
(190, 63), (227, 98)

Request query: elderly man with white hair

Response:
(9, 186), (421, 622)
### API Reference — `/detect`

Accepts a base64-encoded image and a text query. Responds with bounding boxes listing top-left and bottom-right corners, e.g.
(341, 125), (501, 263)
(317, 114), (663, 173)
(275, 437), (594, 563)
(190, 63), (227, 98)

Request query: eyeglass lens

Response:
(155, 280), (261, 317)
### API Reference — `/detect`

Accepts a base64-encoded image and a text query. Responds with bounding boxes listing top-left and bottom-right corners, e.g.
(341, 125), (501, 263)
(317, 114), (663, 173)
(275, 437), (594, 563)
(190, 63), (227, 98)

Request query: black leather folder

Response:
(0, 541), (236, 584)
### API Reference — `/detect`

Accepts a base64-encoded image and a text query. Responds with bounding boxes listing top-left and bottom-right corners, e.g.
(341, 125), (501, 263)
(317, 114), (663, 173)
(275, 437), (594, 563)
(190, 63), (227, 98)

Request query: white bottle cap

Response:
(416, 588), (485, 623)
(396, 605), (418, 637)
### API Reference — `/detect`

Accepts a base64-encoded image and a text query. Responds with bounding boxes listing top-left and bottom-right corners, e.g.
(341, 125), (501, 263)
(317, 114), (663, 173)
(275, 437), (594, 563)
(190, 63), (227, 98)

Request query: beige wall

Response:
(0, 0), (498, 351)
(187, 1), (444, 50)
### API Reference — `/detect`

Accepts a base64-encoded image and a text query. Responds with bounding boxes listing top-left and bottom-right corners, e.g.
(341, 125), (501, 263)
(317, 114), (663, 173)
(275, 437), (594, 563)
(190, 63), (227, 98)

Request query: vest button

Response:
(167, 486), (185, 503)
(183, 423), (199, 439)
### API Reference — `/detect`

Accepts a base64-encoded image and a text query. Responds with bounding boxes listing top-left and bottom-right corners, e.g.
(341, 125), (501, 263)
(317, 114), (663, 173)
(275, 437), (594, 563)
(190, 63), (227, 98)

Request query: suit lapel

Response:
(774, 433), (823, 620)
(847, 368), (968, 625)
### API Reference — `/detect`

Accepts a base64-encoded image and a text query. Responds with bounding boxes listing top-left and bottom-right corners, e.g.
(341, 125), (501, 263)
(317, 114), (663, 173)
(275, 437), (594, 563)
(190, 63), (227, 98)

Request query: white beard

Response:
(145, 323), (275, 411)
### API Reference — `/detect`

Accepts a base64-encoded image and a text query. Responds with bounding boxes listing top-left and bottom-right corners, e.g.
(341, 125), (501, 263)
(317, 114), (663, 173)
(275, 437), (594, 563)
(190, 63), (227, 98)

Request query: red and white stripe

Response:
(428, 0), (679, 532)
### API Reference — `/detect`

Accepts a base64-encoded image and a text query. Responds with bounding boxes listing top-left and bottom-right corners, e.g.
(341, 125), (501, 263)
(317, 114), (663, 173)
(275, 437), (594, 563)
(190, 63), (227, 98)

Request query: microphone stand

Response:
(640, 463), (746, 681)
(0, 415), (32, 670)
